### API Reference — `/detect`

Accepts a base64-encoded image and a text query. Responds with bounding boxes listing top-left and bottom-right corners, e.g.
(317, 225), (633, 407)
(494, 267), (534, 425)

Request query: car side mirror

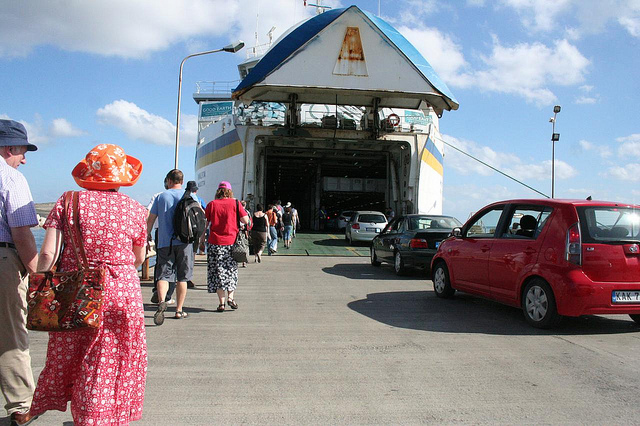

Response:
(451, 227), (462, 238)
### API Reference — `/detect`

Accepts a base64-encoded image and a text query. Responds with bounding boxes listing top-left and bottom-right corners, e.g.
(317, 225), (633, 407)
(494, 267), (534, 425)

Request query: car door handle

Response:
(481, 245), (490, 252)
(524, 248), (537, 255)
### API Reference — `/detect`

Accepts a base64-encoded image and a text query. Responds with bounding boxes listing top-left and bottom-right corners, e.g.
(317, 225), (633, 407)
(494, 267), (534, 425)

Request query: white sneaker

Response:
(166, 298), (176, 306)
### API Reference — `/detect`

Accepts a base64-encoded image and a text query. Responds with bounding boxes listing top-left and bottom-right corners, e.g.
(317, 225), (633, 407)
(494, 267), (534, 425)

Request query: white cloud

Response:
(469, 37), (590, 105)
(500, 0), (573, 32)
(1, 113), (85, 143)
(579, 140), (594, 151)
(49, 118), (86, 138)
(577, 138), (612, 158)
(607, 163), (640, 181)
(398, 25), (589, 105)
(619, 15), (640, 37)
(180, 114), (199, 145)
(616, 133), (640, 158)
(500, 0), (640, 39)
(575, 96), (597, 104)
(395, 1), (442, 26)
(442, 134), (577, 183)
(506, 159), (577, 181)
(398, 26), (471, 87)
(0, 1), (314, 58)
(96, 100), (198, 146)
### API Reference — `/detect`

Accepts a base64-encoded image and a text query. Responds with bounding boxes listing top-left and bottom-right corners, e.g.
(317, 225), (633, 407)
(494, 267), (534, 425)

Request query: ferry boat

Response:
(193, 5), (458, 230)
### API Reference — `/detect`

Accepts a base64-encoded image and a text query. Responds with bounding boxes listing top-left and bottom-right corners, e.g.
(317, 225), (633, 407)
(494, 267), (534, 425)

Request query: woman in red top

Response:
(204, 181), (249, 312)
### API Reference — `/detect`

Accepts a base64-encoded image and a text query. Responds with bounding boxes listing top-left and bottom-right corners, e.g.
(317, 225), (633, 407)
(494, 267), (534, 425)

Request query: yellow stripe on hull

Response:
(196, 140), (243, 169)
(421, 149), (443, 176)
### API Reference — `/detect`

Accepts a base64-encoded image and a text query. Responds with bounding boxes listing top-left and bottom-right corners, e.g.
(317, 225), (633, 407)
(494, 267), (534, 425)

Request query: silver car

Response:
(345, 211), (388, 244)
(337, 210), (356, 230)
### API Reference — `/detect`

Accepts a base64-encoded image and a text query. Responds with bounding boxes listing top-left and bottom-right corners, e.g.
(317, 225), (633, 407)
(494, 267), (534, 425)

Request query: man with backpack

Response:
(147, 169), (204, 325)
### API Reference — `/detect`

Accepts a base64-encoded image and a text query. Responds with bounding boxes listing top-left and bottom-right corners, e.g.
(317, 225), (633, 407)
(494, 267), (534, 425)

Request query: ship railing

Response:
(194, 80), (240, 96)
(233, 104), (432, 134)
(246, 42), (272, 58)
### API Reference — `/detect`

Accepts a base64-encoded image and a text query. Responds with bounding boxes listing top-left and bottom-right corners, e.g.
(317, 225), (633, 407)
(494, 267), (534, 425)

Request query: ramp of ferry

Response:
(269, 232), (369, 257)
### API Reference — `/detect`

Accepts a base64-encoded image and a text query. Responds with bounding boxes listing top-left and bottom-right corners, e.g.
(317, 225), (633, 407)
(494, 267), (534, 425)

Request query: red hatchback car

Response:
(431, 199), (640, 328)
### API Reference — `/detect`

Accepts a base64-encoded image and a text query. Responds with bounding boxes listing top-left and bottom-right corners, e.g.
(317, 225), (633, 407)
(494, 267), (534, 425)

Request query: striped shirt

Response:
(0, 156), (38, 243)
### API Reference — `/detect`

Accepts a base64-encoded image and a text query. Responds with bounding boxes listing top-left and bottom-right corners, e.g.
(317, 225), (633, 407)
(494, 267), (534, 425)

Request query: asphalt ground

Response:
(3, 235), (640, 425)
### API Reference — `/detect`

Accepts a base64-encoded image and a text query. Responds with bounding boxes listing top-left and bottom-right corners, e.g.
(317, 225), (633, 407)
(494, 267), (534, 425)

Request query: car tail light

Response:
(410, 238), (429, 248)
(566, 223), (582, 265)
(352, 223), (360, 230)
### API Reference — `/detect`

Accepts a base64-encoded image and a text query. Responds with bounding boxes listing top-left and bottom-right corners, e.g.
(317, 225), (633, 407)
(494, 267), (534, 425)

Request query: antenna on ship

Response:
(303, 0), (331, 14)
(267, 26), (276, 45)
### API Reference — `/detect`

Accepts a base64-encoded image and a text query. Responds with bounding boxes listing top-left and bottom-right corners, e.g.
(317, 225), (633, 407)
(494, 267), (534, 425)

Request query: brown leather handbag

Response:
(26, 191), (106, 332)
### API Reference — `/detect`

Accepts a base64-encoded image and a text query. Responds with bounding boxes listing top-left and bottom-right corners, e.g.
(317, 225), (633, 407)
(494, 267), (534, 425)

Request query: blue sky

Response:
(2, 0), (639, 222)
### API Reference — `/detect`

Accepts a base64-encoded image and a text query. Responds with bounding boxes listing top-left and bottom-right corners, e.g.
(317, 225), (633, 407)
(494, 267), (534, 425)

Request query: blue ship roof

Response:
(233, 5), (458, 113)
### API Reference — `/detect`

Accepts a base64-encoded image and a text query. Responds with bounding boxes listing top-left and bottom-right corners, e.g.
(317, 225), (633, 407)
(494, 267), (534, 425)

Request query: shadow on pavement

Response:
(0, 417), (73, 426)
(323, 263), (426, 280)
(348, 290), (640, 336)
(312, 238), (350, 247)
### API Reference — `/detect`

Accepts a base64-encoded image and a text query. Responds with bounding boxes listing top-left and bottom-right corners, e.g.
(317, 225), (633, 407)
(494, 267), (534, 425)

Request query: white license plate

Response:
(612, 291), (640, 303)
(366, 227), (379, 232)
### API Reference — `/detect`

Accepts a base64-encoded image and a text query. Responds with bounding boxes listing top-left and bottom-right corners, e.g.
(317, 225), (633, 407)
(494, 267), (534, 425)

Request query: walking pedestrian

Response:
(266, 205), (278, 254)
(289, 202), (299, 238)
(282, 206), (294, 248)
(0, 120), (39, 426)
(148, 178), (176, 305)
(204, 181), (249, 312)
(147, 169), (193, 323)
(250, 204), (268, 262)
(29, 143), (147, 425)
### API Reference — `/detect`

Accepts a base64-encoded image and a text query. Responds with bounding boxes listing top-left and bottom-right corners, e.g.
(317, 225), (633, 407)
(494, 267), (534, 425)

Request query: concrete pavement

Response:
(3, 251), (640, 425)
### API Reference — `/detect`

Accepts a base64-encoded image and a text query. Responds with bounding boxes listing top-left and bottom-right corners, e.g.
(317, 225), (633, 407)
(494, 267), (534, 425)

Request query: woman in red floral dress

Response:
(27, 144), (148, 425)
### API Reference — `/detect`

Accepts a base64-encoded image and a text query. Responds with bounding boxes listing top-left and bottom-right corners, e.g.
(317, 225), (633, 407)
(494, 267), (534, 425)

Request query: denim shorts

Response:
(283, 225), (293, 241)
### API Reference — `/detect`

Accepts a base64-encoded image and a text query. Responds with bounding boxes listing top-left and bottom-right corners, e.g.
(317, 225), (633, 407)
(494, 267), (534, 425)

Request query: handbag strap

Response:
(65, 191), (90, 270)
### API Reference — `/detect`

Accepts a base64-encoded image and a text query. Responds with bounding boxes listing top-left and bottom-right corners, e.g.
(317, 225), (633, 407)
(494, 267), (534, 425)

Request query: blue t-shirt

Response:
(151, 188), (186, 248)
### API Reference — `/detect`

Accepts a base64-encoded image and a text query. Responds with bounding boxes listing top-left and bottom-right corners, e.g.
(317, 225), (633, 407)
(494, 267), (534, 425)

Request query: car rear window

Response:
(358, 214), (386, 223)
(409, 217), (462, 230)
(577, 206), (640, 243)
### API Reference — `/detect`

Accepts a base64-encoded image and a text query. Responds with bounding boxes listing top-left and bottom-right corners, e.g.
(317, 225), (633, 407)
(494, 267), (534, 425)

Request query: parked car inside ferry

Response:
(337, 210), (356, 230)
(370, 215), (462, 275)
(345, 211), (388, 244)
(431, 199), (640, 329)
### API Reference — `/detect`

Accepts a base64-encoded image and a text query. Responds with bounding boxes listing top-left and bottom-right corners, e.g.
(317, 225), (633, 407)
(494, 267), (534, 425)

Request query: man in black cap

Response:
(0, 119), (39, 425)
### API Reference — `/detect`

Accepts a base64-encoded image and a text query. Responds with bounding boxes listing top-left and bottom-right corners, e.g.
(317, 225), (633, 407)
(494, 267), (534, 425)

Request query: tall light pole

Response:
(174, 40), (244, 169)
(550, 105), (561, 198)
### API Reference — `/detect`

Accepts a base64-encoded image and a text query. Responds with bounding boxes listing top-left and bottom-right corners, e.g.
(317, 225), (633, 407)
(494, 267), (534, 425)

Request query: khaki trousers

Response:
(0, 247), (35, 415)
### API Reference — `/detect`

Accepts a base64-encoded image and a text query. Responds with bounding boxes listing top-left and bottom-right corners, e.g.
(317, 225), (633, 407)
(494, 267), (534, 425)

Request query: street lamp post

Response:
(174, 41), (244, 169)
(550, 105), (561, 198)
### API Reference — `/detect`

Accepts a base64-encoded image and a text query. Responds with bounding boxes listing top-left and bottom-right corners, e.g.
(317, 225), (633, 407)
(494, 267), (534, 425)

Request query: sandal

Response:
(174, 311), (189, 319)
(216, 304), (225, 312)
(228, 299), (238, 309)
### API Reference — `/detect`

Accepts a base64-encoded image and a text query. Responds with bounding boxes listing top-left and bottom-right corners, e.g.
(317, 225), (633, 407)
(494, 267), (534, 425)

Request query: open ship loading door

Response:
(259, 137), (410, 231)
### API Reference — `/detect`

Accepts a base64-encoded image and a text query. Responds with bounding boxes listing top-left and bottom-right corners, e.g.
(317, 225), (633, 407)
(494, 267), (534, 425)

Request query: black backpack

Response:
(172, 191), (206, 244)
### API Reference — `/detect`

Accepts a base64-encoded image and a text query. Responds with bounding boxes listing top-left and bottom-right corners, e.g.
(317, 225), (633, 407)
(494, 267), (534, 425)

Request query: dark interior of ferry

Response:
(264, 147), (387, 230)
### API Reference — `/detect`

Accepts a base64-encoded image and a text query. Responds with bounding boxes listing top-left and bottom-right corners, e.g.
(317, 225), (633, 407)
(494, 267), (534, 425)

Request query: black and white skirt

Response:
(207, 244), (238, 293)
